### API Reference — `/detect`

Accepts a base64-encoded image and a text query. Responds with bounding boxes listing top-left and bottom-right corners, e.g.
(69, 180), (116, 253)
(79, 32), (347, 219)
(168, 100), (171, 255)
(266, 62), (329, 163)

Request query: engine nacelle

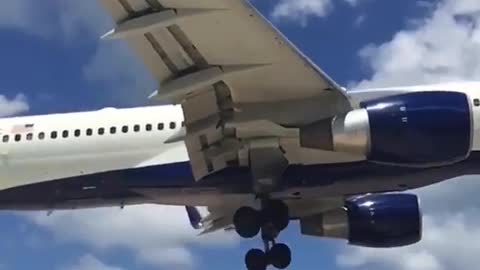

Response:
(301, 91), (472, 167)
(300, 193), (422, 248)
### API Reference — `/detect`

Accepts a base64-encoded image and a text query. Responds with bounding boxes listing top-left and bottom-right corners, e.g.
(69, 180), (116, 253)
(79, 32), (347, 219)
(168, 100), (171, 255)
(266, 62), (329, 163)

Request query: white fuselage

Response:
(3, 81), (480, 193)
(0, 105), (188, 190)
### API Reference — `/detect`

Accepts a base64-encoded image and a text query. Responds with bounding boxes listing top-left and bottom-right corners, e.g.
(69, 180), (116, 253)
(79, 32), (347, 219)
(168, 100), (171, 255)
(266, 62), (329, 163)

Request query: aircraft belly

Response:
(2, 152), (480, 210)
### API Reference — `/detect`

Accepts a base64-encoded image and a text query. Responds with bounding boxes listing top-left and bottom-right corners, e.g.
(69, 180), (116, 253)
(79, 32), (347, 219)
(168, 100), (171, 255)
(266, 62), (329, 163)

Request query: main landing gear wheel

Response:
(233, 200), (290, 240)
(245, 249), (268, 270)
(236, 200), (292, 269)
(245, 243), (292, 270)
(268, 243), (291, 269)
(234, 206), (261, 238)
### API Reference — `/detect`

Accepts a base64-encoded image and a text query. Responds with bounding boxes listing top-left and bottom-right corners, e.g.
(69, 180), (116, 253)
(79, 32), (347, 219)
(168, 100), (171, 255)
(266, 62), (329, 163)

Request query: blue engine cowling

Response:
(360, 91), (472, 166)
(300, 91), (472, 167)
(299, 193), (422, 247)
(345, 193), (422, 248)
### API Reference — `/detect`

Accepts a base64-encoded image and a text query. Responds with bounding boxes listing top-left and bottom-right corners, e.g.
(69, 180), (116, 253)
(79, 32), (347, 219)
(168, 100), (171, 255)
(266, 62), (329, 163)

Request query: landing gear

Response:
(268, 243), (291, 269)
(234, 206), (261, 238)
(244, 241), (292, 270)
(234, 200), (292, 269)
(263, 200), (289, 232)
(233, 200), (290, 239)
(241, 141), (291, 269)
(245, 249), (267, 270)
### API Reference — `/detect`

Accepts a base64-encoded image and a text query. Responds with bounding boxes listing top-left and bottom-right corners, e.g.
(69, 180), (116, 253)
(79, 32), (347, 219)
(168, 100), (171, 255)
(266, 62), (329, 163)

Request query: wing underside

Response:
(98, 0), (355, 180)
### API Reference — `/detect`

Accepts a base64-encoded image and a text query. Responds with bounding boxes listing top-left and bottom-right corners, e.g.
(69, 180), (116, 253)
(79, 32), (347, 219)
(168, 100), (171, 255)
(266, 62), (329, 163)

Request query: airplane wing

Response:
(98, 0), (355, 180)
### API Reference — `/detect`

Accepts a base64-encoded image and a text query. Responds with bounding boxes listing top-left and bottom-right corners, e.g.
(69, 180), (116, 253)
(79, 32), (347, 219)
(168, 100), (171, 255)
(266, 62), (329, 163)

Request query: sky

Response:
(1, 0), (480, 269)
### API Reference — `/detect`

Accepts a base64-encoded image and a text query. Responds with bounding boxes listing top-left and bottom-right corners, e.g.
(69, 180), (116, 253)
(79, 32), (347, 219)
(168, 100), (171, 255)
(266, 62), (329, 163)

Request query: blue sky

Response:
(1, 0), (480, 270)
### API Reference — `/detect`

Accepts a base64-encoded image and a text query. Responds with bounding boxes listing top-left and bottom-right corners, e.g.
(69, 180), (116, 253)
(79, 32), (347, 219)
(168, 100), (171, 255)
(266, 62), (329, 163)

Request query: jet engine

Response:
(300, 193), (422, 248)
(300, 91), (472, 167)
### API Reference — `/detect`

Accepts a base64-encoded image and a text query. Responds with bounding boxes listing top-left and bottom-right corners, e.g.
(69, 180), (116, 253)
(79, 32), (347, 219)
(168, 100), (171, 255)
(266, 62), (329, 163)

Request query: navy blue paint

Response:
(3, 151), (480, 210)
(345, 193), (421, 248)
(361, 91), (471, 166)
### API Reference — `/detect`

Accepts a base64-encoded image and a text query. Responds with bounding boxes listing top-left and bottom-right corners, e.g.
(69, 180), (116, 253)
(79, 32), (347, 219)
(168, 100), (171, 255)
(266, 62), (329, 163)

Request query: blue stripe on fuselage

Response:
(51, 151), (480, 190)
(2, 152), (480, 210)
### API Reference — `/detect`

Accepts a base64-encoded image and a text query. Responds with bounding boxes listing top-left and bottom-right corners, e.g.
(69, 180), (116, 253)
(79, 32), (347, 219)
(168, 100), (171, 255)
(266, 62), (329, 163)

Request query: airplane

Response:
(0, 0), (478, 269)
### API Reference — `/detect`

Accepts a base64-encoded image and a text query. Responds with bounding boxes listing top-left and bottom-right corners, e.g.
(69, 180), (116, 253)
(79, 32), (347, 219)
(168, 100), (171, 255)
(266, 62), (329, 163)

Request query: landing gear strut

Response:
(233, 200), (292, 270)
(240, 140), (291, 269)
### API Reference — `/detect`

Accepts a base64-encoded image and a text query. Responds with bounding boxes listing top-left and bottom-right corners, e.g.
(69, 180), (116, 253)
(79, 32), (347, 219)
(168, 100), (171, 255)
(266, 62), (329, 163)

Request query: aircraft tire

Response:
(234, 206), (261, 238)
(245, 248), (267, 270)
(268, 243), (291, 269)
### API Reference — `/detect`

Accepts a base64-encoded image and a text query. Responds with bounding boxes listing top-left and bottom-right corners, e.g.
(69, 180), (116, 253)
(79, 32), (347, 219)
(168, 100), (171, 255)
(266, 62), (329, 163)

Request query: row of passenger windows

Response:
(2, 122), (182, 143)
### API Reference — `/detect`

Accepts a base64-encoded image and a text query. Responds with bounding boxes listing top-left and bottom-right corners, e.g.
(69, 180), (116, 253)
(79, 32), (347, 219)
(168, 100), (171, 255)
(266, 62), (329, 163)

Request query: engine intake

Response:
(300, 193), (422, 248)
(301, 91), (472, 167)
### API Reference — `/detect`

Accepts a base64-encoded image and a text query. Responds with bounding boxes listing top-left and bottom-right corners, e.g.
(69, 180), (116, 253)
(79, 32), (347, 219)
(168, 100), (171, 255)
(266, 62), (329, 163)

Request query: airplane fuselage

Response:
(2, 82), (480, 210)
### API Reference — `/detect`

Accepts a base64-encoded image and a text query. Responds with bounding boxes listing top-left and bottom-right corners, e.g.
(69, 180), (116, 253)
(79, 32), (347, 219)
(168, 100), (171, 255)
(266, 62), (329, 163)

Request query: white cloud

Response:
(354, 0), (480, 89)
(271, 0), (333, 26)
(0, 94), (29, 117)
(338, 0), (480, 269)
(336, 177), (480, 270)
(0, 0), (111, 40)
(337, 210), (480, 270)
(271, 0), (365, 26)
(83, 41), (157, 107)
(65, 1), (157, 107)
(62, 254), (124, 270)
(55, 0), (113, 41)
(0, 0), (50, 37)
(27, 205), (237, 268)
(354, 14), (366, 27)
(0, 0), (150, 106)
(137, 246), (193, 268)
(343, 0), (363, 7)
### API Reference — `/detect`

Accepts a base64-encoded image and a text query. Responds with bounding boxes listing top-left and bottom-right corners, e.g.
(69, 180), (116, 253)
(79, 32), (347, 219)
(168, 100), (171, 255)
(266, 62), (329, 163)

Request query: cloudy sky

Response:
(0, 0), (480, 269)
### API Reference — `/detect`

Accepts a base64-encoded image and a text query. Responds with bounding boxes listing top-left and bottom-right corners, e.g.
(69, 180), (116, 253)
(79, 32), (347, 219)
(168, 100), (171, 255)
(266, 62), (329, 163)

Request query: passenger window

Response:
(26, 133), (33, 140)
(110, 127), (116, 134)
(15, 134), (21, 142)
(157, 123), (164, 130)
(2, 135), (8, 143)
(134, 125), (140, 132)
(74, 129), (81, 137)
(86, 129), (92, 136)
(181, 121), (185, 127)
(146, 124), (152, 131)
(170, 122), (176, 129)
(475, 98), (480, 107)
(38, 132), (45, 140)
(122, 126), (128, 133)
(51, 131), (58, 139)
(98, 128), (105, 135)
(62, 130), (69, 138)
